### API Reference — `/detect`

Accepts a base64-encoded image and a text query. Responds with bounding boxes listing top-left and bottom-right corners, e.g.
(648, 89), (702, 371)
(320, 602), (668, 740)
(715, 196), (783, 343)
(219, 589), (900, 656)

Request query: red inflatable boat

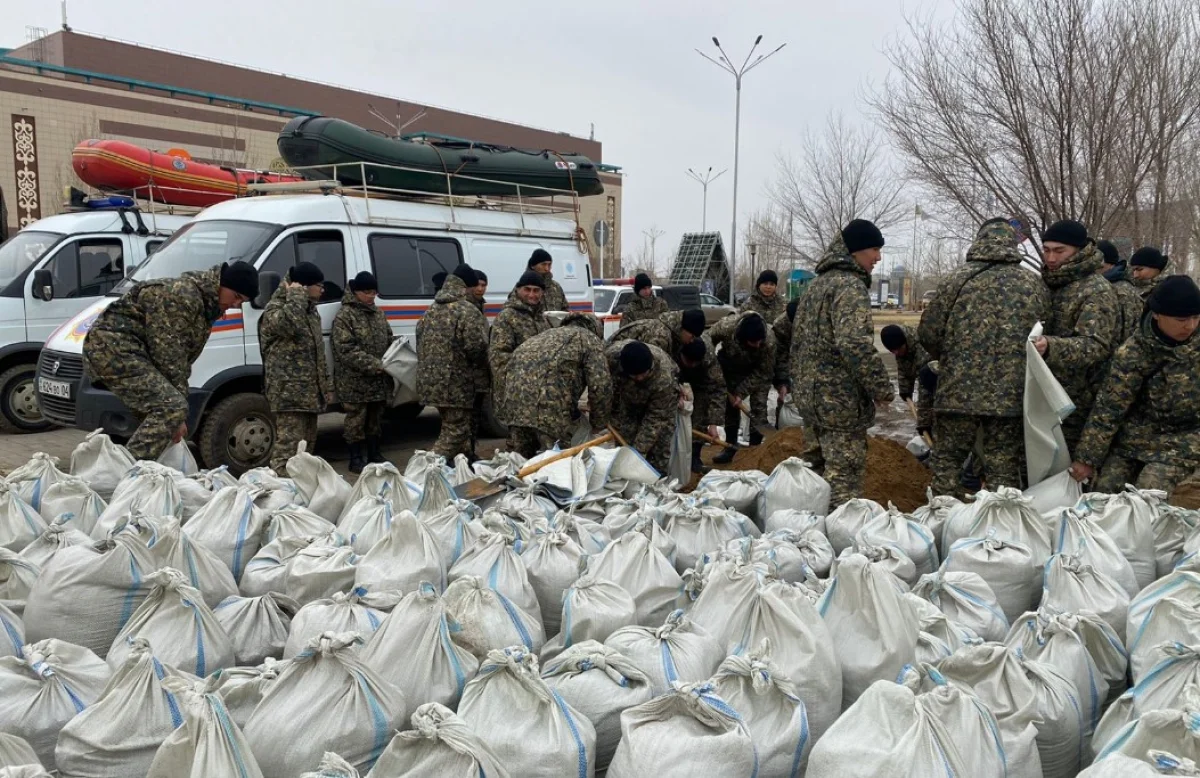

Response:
(72, 139), (303, 208)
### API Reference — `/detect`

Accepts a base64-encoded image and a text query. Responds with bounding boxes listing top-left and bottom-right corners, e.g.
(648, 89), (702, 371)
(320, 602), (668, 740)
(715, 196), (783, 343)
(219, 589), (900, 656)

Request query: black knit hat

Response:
(679, 339), (707, 363)
(220, 260), (259, 300)
(516, 270), (546, 289)
(756, 269), (779, 287)
(432, 272), (447, 292)
(1149, 275), (1200, 317)
(880, 324), (907, 351)
(289, 261), (324, 287)
(735, 313), (767, 343)
(634, 273), (653, 292)
(528, 248), (553, 269)
(841, 219), (885, 254)
(349, 271), (378, 292)
(475, 270), (488, 283)
(1041, 220), (1088, 249)
(452, 264), (478, 288)
(680, 309), (706, 336)
(786, 298), (799, 322)
(1097, 240), (1120, 266)
(1130, 247), (1168, 271)
(619, 341), (654, 375)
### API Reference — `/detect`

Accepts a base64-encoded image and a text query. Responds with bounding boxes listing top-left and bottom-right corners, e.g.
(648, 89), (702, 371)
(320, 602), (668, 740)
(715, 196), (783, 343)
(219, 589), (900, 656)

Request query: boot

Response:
(713, 443), (738, 465)
(690, 441), (709, 474)
(348, 443), (366, 474)
(365, 437), (385, 464)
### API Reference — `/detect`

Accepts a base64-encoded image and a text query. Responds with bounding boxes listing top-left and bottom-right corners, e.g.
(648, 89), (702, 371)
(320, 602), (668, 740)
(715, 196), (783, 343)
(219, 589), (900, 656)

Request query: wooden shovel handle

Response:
(693, 429), (735, 449)
(516, 432), (615, 478)
(606, 424), (629, 448)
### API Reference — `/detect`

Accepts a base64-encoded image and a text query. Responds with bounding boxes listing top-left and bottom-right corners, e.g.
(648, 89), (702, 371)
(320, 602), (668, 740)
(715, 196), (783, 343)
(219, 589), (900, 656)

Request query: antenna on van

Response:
(367, 102), (427, 137)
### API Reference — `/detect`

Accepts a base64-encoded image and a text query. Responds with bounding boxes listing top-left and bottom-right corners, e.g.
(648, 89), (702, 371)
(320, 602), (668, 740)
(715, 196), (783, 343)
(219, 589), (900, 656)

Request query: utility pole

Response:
(643, 227), (665, 274)
(686, 167), (727, 231)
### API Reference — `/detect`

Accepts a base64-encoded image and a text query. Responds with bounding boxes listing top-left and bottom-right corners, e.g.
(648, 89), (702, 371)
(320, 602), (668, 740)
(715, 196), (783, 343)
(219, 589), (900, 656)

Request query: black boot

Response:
(713, 443), (738, 465)
(365, 437), (386, 464)
(690, 441), (709, 474)
(348, 443), (366, 474)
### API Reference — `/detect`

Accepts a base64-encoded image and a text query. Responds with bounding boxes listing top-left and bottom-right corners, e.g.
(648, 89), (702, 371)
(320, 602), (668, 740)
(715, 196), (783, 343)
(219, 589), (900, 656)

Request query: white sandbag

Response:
(0, 602), (21, 659)
(666, 410), (693, 488)
(240, 467), (303, 512)
(183, 485), (267, 582)
(383, 334), (417, 407)
(132, 515), (238, 609)
(1080, 751), (1200, 776)
(942, 535), (1041, 622)
(587, 529), (682, 627)
(36, 476), (105, 535)
(366, 701), (510, 778)
(0, 766), (52, 777)
(833, 541), (918, 588)
(604, 609), (724, 697)
(6, 453), (67, 515)
(416, 466), (458, 517)
(817, 552), (919, 709)
(472, 450), (526, 481)
(1095, 645), (1200, 758)
(263, 505), (334, 543)
(0, 734), (38, 770)
(284, 542), (361, 605)
(1054, 508), (1140, 597)
(778, 397), (803, 428)
(69, 430), (135, 501)
(238, 533), (319, 598)
(521, 530), (584, 634)
(1043, 553), (1131, 637)
(709, 640), (811, 778)
(942, 486), (1053, 566)
(0, 482), (45, 553)
(1094, 685), (1200, 766)
(686, 556), (768, 653)
(904, 593), (977, 661)
(24, 532), (156, 656)
(758, 457), (831, 520)
(404, 449), (447, 485)
(912, 570), (1009, 642)
(807, 678), (1008, 778)
(355, 509), (445, 594)
(299, 753), (359, 778)
(1129, 570), (1200, 648)
(542, 575), (636, 659)
(154, 440), (198, 475)
(287, 441), (352, 521)
(91, 464), (180, 539)
(214, 592), (297, 666)
(1128, 599), (1200, 684)
(858, 503), (939, 579)
(339, 462), (414, 522)
(0, 639), (111, 770)
(911, 488), (962, 546)
(764, 508), (825, 536)
(146, 676), (263, 778)
(360, 583), (479, 709)
(284, 588), (397, 658)
(449, 531), (539, 618)
(1025, 469), (1084, 516)
(244, 631), (406, 778)
(418, 500), (485, 569)
(208, 658), (287, 730)
(1080, 488), (1160, 591)
(337, 495), (396, 554)
(695, 469), (767, 527)
(550, 508), (609, 555)
(1019, 657), (1087, 778)
(0, 549), (37, 617)
(665, 504), (758, 574)
(1156, 506), (1200, 578)
(459, 646), (596, 778)
(824, 497), (885, 555)
(542, 641), (652, 772)
(18, 521), (91, 570)
(54, 637), (193, 778)
(735, 528), (833, 582)
(478, 505), (544, 545)
(174, 468), (234, 520)
(443, 575), (545, 657)
(108, 568), (235, 676)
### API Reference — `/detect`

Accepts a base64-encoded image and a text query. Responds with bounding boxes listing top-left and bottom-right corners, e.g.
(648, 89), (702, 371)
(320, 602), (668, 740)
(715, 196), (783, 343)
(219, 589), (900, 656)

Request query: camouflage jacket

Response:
(621, 293), (668, 324)
(499, 316), (613, 442)
(610, 311), (686, 352)
(919, 225), (1050, 417)
(709, 311), (777, 396)
(1132, 269), (1168, 302)
(540, 273), (569, 312)
(772, 311), (793, 386)
(741, 290), (786, 322)
(1076, 316), (1200, 467)
(790, 237), (894, 432)
(1111, 278), (1146, 345)
(488, 296), (550, 405)
(1041, 242), (1120, 419)
(84, 266), (224, 396)
(415, 274), (489, 409)
(470, 294), (491, 394)
(259, 284), (330, 413)
(893, 324), (933, 401)
(606, 340), (680, 454)
(610, 312), (725, 426)
(331, 291), (392, 404)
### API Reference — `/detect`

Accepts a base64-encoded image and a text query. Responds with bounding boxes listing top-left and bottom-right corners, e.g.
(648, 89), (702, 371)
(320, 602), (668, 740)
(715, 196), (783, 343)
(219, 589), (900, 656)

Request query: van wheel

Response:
(481, 394), (507, 438)
(198, 392), (274, 475)
(0, 364), (52, 433)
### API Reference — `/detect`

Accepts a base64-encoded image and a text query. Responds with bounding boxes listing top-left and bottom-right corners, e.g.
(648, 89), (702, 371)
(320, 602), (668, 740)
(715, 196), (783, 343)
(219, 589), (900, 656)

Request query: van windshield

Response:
(593, 288), (615, 313)
(113, 219), (279, 295)
(0, 231), (64, 289)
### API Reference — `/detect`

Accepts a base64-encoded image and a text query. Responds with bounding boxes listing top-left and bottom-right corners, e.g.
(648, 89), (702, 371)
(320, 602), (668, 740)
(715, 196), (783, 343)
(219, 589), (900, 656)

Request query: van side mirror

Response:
(33, 269), (53, 302)
(252, 271), (280, 310)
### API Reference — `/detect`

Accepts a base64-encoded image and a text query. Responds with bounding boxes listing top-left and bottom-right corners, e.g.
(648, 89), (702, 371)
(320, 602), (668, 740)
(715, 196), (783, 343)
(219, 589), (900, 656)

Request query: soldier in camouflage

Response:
(489, 271), (551, 453)
(1071, 275), (1200, 495)
(1032, 220), (1120, 452)
(527, 248), (568, 312)
(606, 340), (681, 473)
(468, 270), (492, 459)
(710, 310), (777, 463)
(1130, 246), (1170, 302)
(609, 309), (707, 355)
(772, 299), (799, 391)
(741, 269), (786, 322)
(83, 261), (259, 461)
(918, 219), (1051, 495)
(790, 220), (895, 506)
(470, 270), (488, 313)
(621, 273), (669, 323)
(499, 313), (613, 457)
(881, 324), (935, 435)
(1099, 240), (1144, 344)
(416, 264), (490, 460)
(332, 271), (393, 473)
(260, 262), (331, 474)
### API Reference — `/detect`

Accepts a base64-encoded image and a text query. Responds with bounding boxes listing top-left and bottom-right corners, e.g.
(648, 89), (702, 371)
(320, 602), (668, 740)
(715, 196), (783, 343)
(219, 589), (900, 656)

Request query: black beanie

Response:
(735, 313), (767, 343)
(452, 264), (478, 288)
(680, 309), (706, 336)
(619, 341), (654, 375)
(516, 270), (546, 289)
(786, 298), (799, 322)
(220, 260), (259, 300)
(1149, 275), (1200, 317)
(634, 273), (653, 292)
(679, 338), (707, 363)
(756, 269), (779, 287)
(1041, 220), (1088, 249)
(432, 272), (447, 292)
(1130, 246), (1169, 271)
(349, 271), (378, 292)
(528, 248), (553, 269)
(880, 324), (907, 351)
(1097, 240), (1120, 266)
(475, 270), (488, 283)
(289, 261), (324, 287)
(841, 219), (885, 254)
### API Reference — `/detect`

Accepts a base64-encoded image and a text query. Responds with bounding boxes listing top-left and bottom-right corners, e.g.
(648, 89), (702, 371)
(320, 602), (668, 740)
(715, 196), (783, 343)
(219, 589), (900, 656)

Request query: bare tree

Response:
(740, 207), (799, 288)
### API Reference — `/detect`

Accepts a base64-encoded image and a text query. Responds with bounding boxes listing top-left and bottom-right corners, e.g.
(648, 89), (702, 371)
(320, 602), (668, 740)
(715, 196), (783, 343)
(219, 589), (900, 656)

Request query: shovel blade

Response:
(453, 477), (506, 502)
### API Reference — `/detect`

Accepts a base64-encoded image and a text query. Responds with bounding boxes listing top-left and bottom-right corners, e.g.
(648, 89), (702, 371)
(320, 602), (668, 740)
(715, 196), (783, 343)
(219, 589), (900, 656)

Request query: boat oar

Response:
(905, 399), (935, 448)
(693, 428), (735, 450)
(454, 432), (616, 501)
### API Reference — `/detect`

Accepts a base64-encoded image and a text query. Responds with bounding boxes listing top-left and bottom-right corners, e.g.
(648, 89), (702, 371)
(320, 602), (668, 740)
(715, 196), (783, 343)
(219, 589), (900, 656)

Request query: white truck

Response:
(37, 188), (595, 473)
(0, 206), (188, 432)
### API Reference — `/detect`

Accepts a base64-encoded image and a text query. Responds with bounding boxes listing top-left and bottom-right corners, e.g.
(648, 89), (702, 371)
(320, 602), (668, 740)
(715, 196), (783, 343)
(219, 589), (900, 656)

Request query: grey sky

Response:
(6, 0), (954, 271)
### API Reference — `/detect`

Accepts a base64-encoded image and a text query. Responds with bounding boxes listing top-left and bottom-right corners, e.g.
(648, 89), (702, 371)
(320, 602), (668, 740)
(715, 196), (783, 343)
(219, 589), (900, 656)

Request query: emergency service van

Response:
(0, 206), (188, 432)
(38, 183), (595, 473)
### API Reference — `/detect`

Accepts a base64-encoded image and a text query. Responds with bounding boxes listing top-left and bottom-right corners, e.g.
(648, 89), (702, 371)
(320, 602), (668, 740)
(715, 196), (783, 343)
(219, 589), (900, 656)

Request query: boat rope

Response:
(548, 150), (591, 256)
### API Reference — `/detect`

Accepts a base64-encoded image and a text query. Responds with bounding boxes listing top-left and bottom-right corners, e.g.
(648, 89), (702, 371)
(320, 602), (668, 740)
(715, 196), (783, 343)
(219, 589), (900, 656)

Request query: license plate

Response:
(38, 378), (70, 399)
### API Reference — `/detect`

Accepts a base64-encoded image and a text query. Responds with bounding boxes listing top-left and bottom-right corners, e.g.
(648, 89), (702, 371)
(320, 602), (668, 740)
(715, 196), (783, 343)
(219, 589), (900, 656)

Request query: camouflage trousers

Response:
(470, 392), (488, 452)
(271, 411), (318, 475)
(434, 407), (474, 459)
(931, 413), (1023, 497)
(84, 344), (187, 461)
(803, 427), (868, 509)
(342, 401), (384, 444)
(508, 426), (554, 459)
(1095, 454), (1197, 496)
(611, 414), (672, 474)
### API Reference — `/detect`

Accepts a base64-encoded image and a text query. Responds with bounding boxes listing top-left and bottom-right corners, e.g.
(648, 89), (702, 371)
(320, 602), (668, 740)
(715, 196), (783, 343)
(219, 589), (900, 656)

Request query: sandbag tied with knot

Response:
(604, 609), (724, 698)
(1094, 682), (1200, 767)
(367, 702), (511, 778)
(146, 675), (263, 778)
(1096, 644), (1200, 757)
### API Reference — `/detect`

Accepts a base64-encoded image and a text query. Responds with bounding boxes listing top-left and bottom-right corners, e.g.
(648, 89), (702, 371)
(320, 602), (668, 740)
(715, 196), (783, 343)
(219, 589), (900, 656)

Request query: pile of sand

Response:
(1172, 481), (1200, 510)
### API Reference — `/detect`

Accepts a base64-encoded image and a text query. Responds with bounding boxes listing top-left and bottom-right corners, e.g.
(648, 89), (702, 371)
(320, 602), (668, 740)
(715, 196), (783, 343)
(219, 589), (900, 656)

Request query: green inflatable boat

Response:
(277, 116), (604, 197)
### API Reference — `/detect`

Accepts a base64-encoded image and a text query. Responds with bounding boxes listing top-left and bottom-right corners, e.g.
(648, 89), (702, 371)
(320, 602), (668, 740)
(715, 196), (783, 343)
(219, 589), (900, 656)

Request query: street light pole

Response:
(685, 166), (727, 231)
(697, 35), (786, 298)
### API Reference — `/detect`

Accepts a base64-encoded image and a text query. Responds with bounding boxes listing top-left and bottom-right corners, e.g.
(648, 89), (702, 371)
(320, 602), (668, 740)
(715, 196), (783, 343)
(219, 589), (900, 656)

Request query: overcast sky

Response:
(6, 0), (955, 273)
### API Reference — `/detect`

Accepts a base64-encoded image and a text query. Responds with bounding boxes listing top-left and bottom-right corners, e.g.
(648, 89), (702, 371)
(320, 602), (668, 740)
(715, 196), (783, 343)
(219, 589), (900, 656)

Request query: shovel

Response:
(736, 401), (778, 444)
(905, 399), (935, 448)
(453, 431), (616, 501)
(693, 428), (735, 449)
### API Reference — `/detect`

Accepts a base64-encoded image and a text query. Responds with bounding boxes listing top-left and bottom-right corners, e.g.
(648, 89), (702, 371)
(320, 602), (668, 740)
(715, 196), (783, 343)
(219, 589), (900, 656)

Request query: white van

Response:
(0, 207), (188, 432)
(38, 189), (594, 472)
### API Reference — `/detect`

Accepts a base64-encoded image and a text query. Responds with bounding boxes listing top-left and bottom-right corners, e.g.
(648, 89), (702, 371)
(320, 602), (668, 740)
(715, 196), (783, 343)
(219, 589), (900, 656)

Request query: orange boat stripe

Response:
(74, 147), (246, 193)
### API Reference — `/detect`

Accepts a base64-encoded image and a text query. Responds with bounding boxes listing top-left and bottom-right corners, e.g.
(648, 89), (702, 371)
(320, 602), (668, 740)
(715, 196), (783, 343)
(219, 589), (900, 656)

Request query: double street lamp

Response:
(685, 166), (727, 232)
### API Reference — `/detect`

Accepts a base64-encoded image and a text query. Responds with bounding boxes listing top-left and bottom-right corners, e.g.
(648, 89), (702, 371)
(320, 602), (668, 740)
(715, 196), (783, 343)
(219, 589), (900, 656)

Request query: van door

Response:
(26, 234), (133, 346)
